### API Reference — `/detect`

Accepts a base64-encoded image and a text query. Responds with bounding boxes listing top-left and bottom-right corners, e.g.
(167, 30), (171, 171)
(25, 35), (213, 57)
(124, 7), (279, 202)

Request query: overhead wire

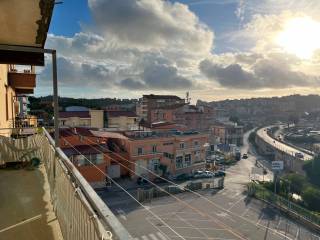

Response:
(62, 130), (247, 240)
(64, 128), (293, 240)
(61, 136), (186, 240)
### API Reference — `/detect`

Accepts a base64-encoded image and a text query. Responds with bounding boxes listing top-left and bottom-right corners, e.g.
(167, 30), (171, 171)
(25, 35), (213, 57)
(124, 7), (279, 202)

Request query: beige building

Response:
(59, 109), (104, 128)
(105, 111), (138, 130)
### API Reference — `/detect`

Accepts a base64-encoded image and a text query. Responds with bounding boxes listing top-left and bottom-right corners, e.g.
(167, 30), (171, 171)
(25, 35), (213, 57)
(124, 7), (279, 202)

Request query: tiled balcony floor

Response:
(0, 164), (63, 240)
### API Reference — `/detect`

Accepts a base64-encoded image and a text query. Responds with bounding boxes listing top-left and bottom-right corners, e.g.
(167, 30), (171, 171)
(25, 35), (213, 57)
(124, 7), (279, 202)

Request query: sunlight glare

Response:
(275, 17), (320, 59)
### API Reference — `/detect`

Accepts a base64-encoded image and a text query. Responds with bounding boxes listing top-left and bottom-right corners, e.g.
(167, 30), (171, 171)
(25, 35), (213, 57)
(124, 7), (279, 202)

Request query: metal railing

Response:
(248, 183), (320, 228)
(0, 128), (132, 240)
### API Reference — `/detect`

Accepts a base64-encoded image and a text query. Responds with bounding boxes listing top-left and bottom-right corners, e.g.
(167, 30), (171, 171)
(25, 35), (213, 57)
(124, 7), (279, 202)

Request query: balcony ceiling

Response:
(0, 0), (55, 65)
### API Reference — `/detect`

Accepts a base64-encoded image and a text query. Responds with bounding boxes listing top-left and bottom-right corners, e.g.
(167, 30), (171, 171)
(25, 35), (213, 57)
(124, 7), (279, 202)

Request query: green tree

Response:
(302, 187), (320, 211)
(284, 173), (308, 194)
(229, 115), (240, 124)
(303, 155), (320, 187)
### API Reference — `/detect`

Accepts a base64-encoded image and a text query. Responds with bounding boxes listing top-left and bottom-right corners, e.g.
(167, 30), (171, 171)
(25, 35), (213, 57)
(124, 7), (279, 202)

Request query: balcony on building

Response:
(8, 65), (36, 94)
(0, 128), (131, 240)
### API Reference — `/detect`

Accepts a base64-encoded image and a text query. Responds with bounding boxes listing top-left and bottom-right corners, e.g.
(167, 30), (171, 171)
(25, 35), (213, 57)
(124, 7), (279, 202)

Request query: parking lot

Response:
(103, 187), (320, 240)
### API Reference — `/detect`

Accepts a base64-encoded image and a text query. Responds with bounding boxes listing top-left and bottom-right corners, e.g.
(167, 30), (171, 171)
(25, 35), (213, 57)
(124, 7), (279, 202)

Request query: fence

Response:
(137, 178), (224, 202)
(0, 129), (132, 240)
(248, 183), (320, 228)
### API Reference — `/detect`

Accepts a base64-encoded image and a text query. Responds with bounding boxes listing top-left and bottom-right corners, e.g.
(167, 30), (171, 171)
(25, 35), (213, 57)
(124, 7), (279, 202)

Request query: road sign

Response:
(272, 161), (284, 170)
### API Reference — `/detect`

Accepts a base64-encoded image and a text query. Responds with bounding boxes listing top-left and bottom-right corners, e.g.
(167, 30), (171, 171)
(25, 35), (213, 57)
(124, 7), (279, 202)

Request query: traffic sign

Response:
(272, 161), (284, 170)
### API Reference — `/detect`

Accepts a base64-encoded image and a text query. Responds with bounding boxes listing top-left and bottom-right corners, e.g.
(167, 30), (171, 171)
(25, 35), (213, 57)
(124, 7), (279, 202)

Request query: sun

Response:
(275, 17), (320, 59)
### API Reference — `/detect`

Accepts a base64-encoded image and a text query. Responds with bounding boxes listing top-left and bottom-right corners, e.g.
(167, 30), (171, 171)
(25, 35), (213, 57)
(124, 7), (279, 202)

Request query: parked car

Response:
(137, 177), (149, 185)
(173, 173), (192, 181)
(242, 153), (248, 159)
(295, 152), (304, 158)
(214, 171), (226, 177)
(152, 177), (168, 184)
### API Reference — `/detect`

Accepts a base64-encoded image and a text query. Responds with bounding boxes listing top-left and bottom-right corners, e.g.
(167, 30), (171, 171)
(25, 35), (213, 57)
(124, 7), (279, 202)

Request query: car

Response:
(214, 171), (226, 177)
(242, 153), (248, 159)
(174, 173), (192, 181)
(295, 152), (304, 158)
(137, 177), (149, 185)
(152, 177), (168, 184)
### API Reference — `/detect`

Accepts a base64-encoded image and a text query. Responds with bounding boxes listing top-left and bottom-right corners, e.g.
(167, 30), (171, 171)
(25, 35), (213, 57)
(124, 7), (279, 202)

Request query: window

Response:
(76, 154), (104, 166)
(152, 145), (157, 153)
(164, 152), (174, 159)
(184, 154), (192, 167)
(163, 142), (173, 146)
(5, 87), (8, 121)
(150, 159), (160, 172)
(137, 147), (143, 155)
(180, 142), (185, 149)
(176, 156), (183, 169)
(194, 141), (199, 146)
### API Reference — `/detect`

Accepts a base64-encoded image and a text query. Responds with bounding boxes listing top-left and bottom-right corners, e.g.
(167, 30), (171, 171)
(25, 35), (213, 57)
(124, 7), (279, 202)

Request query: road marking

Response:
(141, 235), (149, 240)
(176, 212), (210, 239)
(146, 216), (178, 240)
(0, 214), (42, 233)
(276, 218), (282, 230)
(256, 213), (264, 225)
(295, 227), (300, 240)
(228, 195), (246, 210)
(149, 233), (158, 240)
(240, 207), (250, 217)
(156, 232), (168, 240)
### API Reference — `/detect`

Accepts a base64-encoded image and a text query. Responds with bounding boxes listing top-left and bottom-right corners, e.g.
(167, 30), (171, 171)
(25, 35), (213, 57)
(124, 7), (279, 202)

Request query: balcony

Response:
(0, 128), (132, 240)
(8, 68), (36, 94)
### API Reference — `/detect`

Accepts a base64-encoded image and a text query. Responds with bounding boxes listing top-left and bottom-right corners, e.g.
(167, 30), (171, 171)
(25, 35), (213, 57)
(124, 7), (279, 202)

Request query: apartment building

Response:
(137, 94), (186, 122)
(150, 103), (215, 131)
(104, 110), (138, 130)
(59, 109), (104, 128)
(211, 122), (244, 146)
(104, 130), (209, 179)
(59, 127), (111, 187)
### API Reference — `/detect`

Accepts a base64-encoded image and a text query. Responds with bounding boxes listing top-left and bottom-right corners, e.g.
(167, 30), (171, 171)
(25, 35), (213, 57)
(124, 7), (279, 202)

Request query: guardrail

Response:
(0, 128), (132, 240)
(248, 183), (320, 232)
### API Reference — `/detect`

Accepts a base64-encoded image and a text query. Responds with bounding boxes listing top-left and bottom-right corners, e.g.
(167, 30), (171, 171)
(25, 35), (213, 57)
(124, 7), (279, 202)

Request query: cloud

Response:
(200, 53), (319, 89)
(39, 0), (214, 97)
(88, 0), (213, 54)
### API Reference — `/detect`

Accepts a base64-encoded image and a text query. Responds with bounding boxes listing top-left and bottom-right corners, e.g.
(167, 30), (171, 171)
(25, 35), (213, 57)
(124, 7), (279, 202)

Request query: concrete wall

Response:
(108, 116), (137, 130)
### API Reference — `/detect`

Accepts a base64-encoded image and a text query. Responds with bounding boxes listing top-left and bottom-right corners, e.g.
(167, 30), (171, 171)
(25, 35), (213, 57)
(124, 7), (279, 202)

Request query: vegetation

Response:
(29, 96), (137, 111)
(303, 155), (320, 188)
(301, 187), (320, 212)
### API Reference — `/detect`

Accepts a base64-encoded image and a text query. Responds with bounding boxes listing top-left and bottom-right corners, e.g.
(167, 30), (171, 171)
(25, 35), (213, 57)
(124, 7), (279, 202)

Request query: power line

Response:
(61, 137), (186, 240)
(62, 130), (246, 240)
(64, 129), (293, 240)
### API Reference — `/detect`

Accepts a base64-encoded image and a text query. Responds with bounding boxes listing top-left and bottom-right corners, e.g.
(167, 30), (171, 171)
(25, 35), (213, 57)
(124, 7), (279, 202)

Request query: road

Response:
(100, 130), (320, 240)
(256, 126), (313, 161)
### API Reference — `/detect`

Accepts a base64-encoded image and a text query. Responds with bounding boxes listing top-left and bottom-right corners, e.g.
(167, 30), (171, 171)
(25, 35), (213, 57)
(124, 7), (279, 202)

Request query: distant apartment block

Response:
(137, 94), (186, 122)
(211, 122), (244, 146)
(59, 109), (138, 130)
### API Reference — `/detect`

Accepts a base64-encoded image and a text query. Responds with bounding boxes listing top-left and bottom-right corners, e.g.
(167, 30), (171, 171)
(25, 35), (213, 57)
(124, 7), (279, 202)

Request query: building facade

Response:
(211, 123), (244, 146)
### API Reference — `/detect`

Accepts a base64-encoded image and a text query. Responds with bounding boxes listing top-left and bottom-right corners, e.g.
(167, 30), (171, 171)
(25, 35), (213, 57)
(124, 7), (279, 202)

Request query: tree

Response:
(303, 155), (320, 187)
(229, 115), (240, 124)
(302, 187), (320, 211)
(284, 173), (308, 194)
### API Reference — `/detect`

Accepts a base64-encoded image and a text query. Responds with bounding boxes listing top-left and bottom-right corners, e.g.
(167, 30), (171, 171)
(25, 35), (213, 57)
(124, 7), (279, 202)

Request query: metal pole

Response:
(52, 50), (59, 147)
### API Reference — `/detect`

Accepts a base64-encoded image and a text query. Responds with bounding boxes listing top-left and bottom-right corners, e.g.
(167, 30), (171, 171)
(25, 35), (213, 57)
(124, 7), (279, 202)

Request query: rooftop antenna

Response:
(186, 91), (191, 104)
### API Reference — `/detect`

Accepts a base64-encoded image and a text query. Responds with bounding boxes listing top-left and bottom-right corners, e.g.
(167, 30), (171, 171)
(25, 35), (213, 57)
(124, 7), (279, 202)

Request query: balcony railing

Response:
(0, 128), (132, 240)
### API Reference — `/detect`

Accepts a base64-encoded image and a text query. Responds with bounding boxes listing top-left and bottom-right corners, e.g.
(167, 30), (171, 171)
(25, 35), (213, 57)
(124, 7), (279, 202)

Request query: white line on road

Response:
(228, 195), (246, 210)
(156, 232), (168, 240)
(141, 235), (149, 240)
(240, 207), (250, 217)
(295, 227), (300, 240)
(149, 233), (159, 240)
(256, 213), (264, 225)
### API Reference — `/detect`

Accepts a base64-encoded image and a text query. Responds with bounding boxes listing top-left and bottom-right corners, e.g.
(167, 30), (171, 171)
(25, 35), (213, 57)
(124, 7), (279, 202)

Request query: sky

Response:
(36, 0), (320, 102)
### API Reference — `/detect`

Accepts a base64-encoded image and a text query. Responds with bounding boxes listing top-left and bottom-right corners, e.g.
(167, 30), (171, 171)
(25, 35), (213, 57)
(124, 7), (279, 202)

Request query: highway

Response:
(256, 126), (313, 161)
